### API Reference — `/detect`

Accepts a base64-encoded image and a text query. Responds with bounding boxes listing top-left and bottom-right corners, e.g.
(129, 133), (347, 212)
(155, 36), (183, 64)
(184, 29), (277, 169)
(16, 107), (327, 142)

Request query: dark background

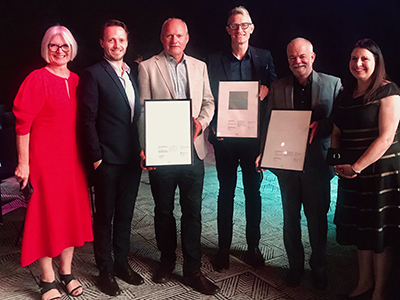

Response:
(1, 0), (400, 109)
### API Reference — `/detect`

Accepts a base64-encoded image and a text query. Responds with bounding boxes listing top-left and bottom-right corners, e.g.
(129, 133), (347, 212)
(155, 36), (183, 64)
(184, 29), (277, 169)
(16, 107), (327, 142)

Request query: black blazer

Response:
(207, 46), (277, 135)
(77, 59), (141, 165)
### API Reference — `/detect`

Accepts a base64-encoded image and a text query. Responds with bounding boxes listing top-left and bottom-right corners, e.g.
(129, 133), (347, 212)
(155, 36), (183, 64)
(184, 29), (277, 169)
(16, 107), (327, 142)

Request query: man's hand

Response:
(193, 117), (202, 141)
(93, 159), (102, 170)
(211, 126), (224, 141)
(255, 154), (266, 173)
(259, 85), (269, 101)
(309, 121), (318, 144)
(140, 150), (156, 171)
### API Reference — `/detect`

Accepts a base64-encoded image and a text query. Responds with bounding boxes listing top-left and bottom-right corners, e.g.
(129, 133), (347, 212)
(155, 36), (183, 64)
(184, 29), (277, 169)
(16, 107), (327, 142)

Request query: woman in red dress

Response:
(13, 25), (93, 300)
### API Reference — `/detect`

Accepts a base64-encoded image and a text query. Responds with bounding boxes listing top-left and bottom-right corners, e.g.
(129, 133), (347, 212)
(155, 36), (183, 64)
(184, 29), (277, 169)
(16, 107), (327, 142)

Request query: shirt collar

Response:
(293, 73), (312, 87)
(164, 50), (186, 65)
(230, 49), (251, 61)
(104, 57), (131, 76)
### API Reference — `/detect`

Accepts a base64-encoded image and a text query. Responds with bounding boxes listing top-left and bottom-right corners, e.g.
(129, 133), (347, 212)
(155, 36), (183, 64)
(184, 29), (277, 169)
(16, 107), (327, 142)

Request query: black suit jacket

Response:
(77, 59), (141, 165)
(207, 46), (277, 137)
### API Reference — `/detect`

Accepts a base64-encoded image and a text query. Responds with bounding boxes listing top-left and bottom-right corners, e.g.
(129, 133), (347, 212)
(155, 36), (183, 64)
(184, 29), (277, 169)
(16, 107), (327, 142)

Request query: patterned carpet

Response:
(1, 146), (399, 300)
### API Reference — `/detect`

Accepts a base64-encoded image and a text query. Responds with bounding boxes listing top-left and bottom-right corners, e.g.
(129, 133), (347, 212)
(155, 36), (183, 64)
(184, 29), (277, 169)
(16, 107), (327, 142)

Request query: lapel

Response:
(155, 52), (176, 98)
(221, 52), (232, 80)
(310, 71), (321, 109)
(129, 72), (141, 123)
(186, 57), (194, 99)
(249, 46), (261, 79)
(284, 76), (294, 108)
(100, 59), (130, 108)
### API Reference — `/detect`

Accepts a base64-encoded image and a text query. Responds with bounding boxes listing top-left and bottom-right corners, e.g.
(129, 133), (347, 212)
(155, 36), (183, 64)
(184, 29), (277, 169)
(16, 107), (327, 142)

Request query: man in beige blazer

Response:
(138, 18), (218, 295)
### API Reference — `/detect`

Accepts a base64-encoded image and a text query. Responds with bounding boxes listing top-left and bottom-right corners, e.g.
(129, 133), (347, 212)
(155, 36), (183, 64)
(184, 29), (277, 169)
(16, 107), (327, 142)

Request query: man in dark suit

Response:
(139, 18), (218, 295)
(207, 6), (277, 270)
(258, 37), (341, 289)
(77, 20), (143, 296)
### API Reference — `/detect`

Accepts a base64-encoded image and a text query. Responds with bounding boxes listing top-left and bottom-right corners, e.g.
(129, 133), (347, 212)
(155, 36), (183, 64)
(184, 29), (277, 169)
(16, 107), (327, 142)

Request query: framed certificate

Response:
(261, 110), (312, 171)
(216, 81), (259, 138)
(144, 99), (193, 167)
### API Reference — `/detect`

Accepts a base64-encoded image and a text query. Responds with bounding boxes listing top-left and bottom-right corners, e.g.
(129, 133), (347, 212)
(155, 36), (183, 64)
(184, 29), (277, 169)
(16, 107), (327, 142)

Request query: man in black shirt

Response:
(258, 37), (341, 289)
(207, 6), (277, 270)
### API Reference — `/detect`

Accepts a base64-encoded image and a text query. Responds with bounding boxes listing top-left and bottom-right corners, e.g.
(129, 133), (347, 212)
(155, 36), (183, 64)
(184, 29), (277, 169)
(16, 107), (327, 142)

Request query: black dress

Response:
(333, 82), (400, 253)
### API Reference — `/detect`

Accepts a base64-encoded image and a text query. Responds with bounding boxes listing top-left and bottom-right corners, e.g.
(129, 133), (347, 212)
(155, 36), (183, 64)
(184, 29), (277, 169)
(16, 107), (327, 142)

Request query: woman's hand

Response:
(15, 134), (30, 189)
(333, 164), (358, 179)
(15, 163), (30, 189)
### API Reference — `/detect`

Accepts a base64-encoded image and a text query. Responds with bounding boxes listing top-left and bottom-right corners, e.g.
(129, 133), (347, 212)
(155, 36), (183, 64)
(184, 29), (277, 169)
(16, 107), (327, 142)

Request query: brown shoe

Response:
(115, 265), (144, 285)
(185, 272), (219, 295)
(98, 271), (120, 296)
(153, 263), (174, 283)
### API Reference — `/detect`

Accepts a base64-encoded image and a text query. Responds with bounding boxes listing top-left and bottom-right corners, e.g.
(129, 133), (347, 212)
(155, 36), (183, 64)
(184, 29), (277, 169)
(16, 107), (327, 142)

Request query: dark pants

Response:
(277, 170), (330, 272)
(93, 161), (141, 273)
(213, 138), (262, 250)
(149, 155), (204, 276)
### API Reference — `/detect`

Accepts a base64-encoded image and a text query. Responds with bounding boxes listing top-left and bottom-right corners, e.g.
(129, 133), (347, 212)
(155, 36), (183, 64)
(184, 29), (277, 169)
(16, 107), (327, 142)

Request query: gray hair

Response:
(227, 6), (253, 24)
(287, 37), (314, 54)
(41, 25), (78, 63)
(161, 18), (189, 35)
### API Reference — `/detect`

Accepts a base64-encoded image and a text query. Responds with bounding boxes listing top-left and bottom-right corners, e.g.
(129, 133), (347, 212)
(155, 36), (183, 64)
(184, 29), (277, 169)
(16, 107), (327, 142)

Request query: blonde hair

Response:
(227, 6), (253, 24)
(41, 25), (78, 63)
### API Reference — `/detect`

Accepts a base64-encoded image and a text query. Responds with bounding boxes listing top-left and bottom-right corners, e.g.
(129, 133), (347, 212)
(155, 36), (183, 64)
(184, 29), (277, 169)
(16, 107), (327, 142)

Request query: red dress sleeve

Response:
(13, 69), (46, 135)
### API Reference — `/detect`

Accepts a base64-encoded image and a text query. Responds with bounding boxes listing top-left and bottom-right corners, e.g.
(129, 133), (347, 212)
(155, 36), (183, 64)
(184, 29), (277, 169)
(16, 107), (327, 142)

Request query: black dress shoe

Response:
(285, 269), (304, 287)
(98, 271), (120, 296)
(312, 270), (328, 290)
(247, 247), (265, 268)
(212, 248), (230, 271)
(115, 265), (144, 285)
(153, 263), (174, 283)
(185, 272), (219, 295)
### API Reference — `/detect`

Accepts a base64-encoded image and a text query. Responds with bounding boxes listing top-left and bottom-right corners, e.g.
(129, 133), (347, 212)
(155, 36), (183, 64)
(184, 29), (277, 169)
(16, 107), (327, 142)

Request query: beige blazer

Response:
(138, 51), (214, 160)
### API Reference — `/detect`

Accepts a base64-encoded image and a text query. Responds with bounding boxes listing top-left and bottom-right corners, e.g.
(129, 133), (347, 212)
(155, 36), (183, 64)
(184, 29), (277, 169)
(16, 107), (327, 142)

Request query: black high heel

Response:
(59, 273), (83, 297)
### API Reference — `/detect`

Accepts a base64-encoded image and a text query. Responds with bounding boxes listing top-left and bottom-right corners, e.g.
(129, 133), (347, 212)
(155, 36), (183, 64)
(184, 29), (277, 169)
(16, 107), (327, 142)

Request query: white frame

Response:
(144, 99), (193, 167)
(216, 81), (259, 138)
(261, 110), (312, 171)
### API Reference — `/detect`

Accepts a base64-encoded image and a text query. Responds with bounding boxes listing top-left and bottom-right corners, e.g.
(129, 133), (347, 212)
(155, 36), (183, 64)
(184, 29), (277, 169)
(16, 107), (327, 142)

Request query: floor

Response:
(1, 145), (399, 300)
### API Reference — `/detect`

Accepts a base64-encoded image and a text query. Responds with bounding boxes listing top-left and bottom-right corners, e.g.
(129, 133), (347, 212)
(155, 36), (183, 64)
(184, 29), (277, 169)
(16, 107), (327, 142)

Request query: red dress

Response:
(13, 68), (93, 267)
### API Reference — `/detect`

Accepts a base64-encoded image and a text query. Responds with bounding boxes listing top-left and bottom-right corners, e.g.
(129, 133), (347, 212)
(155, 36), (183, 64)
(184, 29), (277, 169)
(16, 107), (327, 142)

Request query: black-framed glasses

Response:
(48, 44), (70, 52)
(227, 22), (252, 30)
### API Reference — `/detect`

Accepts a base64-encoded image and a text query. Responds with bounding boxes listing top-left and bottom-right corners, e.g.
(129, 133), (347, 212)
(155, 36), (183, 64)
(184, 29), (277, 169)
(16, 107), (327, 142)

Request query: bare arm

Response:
(15, 134), (30, 189)
(353, 94), (400, 171)
(330, 123), (341, 148)
(336, 95), (400, 178)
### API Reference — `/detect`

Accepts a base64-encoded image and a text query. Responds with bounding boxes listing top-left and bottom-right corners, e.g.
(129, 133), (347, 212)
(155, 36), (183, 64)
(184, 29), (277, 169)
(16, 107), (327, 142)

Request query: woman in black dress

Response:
(332, 38), (400, 300)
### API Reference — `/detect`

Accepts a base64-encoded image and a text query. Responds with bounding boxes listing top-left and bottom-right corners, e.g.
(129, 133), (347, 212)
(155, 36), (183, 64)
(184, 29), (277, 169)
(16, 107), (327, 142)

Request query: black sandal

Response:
(59, 273), (83, 297)
(40, 280), (61, 300)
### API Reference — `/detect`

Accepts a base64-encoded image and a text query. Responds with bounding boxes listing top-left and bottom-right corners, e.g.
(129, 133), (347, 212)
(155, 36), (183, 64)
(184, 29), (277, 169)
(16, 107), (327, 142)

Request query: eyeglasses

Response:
(48, 44), (70, 52)
(227, 22), (252, 30)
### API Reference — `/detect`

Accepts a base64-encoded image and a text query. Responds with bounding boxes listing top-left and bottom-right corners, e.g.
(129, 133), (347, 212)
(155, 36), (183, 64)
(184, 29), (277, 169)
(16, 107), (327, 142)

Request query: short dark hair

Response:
(345, 38), (388, 104)
(100, 19), (129, 39)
